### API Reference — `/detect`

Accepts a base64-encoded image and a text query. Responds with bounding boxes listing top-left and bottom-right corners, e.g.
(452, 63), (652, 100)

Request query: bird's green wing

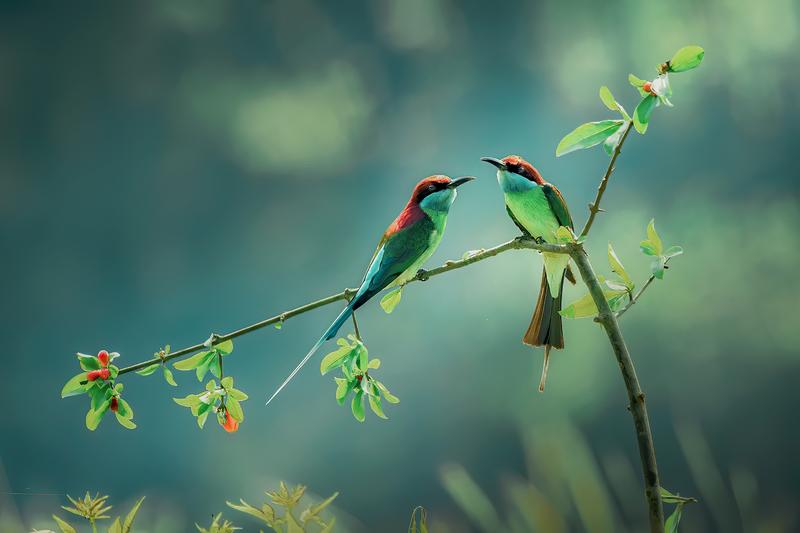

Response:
(505, 204), (532, 237)
(542, 184), (574, 229)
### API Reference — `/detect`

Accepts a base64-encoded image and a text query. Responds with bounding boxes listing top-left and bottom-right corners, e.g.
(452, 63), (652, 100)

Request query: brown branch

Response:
(579, 121), (633, 239)
(569, 246), (664, 532)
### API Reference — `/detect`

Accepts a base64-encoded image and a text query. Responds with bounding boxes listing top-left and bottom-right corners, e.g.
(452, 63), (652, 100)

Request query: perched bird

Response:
(266, 174), (475, 405)
(481, 155), (575, 391)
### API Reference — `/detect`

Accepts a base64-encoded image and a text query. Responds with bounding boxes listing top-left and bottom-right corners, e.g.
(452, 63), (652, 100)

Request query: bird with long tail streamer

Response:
(266, 174), (475, 405)
(481, 155), (575, 392)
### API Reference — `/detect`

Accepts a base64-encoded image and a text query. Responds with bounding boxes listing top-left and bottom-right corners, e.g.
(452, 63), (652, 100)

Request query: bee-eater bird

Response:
(480, 155), (575, 392)
(266, 174), (475, 405)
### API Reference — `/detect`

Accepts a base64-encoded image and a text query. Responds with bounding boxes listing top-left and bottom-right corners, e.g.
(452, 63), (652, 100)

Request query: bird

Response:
(480, 155), (575, 392)
(266, 174), (475, 405)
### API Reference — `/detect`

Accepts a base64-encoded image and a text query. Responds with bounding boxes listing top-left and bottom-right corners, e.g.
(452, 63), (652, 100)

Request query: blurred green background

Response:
(1, 0), (798, 531)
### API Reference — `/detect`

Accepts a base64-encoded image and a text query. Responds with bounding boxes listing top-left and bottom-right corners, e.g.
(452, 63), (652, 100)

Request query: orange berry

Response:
(643, 82), (653, 94)
(98, 368), (111, 380)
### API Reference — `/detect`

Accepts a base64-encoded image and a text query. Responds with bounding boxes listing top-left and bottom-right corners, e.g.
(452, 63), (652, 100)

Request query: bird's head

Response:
(411, 175), (475, 214)
(480, 155), (545, 192)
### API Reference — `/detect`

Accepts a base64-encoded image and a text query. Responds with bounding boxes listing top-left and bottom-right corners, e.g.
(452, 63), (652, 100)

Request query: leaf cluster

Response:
(226, 482), (338, 532)
(51, 493), (144, 533)
(174, 375), (248, 430)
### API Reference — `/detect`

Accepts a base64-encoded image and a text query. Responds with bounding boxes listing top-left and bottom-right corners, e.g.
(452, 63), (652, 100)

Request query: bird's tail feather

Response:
(524, 269), (565, 391)
(265, 304), (354, 405)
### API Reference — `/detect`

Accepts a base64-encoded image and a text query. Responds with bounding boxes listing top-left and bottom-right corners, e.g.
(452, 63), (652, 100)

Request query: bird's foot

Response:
(416, 269), (430, 282)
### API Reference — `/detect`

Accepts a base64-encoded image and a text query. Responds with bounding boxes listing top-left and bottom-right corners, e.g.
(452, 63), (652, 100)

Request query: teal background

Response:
(1, 0), (798, 531)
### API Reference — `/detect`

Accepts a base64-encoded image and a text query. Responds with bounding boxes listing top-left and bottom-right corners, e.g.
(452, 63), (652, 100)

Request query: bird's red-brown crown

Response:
(410, 175), (452, 203)
(502, 155), (545, 185)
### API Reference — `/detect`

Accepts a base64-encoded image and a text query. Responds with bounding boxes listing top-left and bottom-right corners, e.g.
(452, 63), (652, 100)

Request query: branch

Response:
(568, 246), (664, 532)
(117, 237), (569, 376)
(579, 121), (633, 239)
(614, 257), (672, 320)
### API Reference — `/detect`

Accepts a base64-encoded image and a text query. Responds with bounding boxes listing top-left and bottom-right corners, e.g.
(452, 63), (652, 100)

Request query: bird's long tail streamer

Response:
(265, 303), (354, 405)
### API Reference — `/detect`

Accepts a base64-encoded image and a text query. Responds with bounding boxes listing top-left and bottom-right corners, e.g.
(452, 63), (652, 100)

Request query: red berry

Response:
(643, 82), (653, 94)
(98, 368), (111, 380)
(86, 370), (101, 381)
(222, 410), (239, 433)
(356, 375), (363, 381)
(97, 350), (110, 367)
(110, 397), (119, 412)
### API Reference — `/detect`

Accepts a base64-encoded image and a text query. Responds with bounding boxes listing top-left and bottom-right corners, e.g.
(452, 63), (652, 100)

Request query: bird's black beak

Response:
(480, 157), (506, 170)
(448, 176), (476, 189)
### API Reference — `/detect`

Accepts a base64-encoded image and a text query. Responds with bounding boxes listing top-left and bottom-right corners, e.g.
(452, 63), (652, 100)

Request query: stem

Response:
(579, 121), (633, 239)
(569, 246), (664, 532)
(117, 237), (567, 376)
(615, 257), (672, 320)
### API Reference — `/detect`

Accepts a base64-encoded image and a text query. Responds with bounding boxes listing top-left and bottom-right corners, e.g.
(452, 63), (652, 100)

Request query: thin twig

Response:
(579, 121), (633, 239)
(615, 258), (671, 320)
(117, 237), (569, 376)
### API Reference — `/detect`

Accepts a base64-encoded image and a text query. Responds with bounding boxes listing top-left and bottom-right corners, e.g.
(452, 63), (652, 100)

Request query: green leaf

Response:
(117, 398), (134, 419)
(334, 377), (349, 403)
(669, 45), (704, 72)
(368, 394), (388, 419)
(629, 73), (646, 88)
(599, 86), (630, 120)
(173, 350), (212, 371)
(651, 256), (667, 279)
(665, 502), (684, 533)
(608, 243), (634, 289)
(108, 517), (122, 533)
(77, 353), (101, 371)
(351, 391), (365, 422)
(197, 409), (209, 429)
(367, 358), (381, 370)
(555, 225), (575, 243)
(274, 320), (283, 330)
(640, 241), (657, 255)
(646, 219), (663, 255)
(214, 339), (234, 355)
(320, 344), (353, 375)
(227, 388), (249, 401)
(174, 394), (200, 408)
(90, 384), (112, 411)
(61, 372), (88, 398)
(122, 497), (145, 533)
(605, 279), (629, 291)
(135, 363), (160, 376)
(52, 515), (78, 533)
(227, 398), (244, 422)
(115, 412), (137, 430)
(85, 401), (110, 431)
(162, 367), (177, 386)
(357, 343), (368, 370)
(560, 288), (627, 319)
(664, 245), (684, 258)
(375, 381), (399, 404)
(633, 95), (658, 134)
(556, 120), (625, 156)
(208, 355), (222, 379)
(221, 376), (234, 389)
(380, 288), (403, 314)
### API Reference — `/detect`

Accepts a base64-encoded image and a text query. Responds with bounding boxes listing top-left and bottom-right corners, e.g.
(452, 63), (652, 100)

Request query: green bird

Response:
(481, 155), (575, 391)
(266, 174), (475, 405)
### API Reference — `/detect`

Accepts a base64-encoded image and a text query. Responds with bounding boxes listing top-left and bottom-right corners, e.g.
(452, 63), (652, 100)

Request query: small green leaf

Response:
(351, 391), (365, 422)
(77, 353), (100, 371)
(108, 517), (122, 533)
(357, 343), (368, 370)
(52, 515), (78, 533)
(115, 412), (137, 430)
(320, 344), (353, 375)
(208, 355), (222, 379)
(664, 245), (684, 258)
(651, 256), (667, 279)
(646, 219), (664, 255)
(560, 288), (627, 319)
(334, 377), (349, 403)
(665, 502), (684, 533)
(173, 350), (212, 371)
(197, 410), (209, 429)
(367, 358), (381, 370)
(556, 120), (625, 156)
(227, 398), (244, 422)
(162, 367), (177, 386)
(274, 320), (283, 329)
(368, 394), (388, 419)
(221, 376), (234, 389)
(380, 288), (403, 314)
(214, 339), (234, 355)
(555, 225), (575, 243)
(628, 73), (646, 88)
(602, 122), (628, 155)
(633, 95), (658, 134)
(605, 279), (629, 292)
(669, 45), (704, 72)
(375, 381), (399, 404)
(608, 243), (634, 289)
(227, 388), (249, 401)
(122, 497), (145, 533)
(85, 401), (110, 431)
(135, 363), (160, 376)
(61, 372), (88, 398)
(640, 241), (657, 255)
(117, 398), (134, 419)
(599, 86), (630, 120)
(174, 394), (200, 408)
